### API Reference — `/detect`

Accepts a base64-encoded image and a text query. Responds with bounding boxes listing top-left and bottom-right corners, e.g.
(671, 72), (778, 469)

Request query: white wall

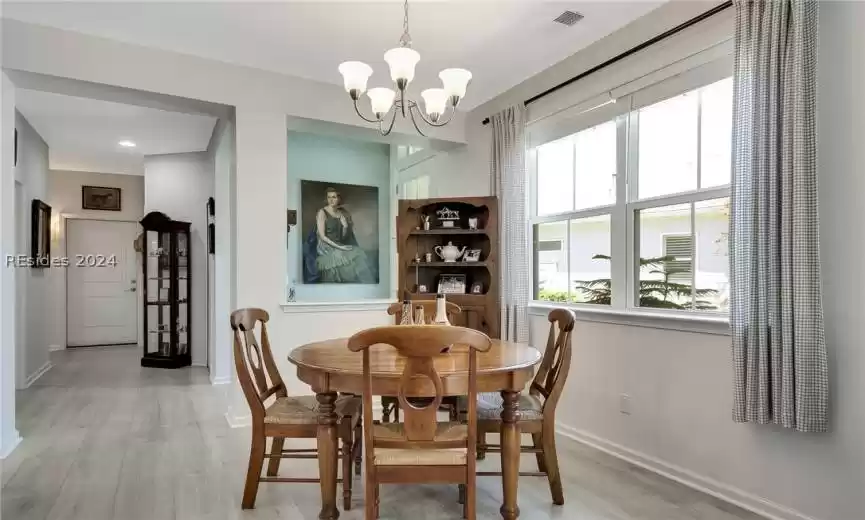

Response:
(1, 71), (22, 458)
(46, 170), (145, 352)
(208, 118), (234, 384)
(13, 111), (50, 388)
(516, 3), (865, 520)
(398, 122), (491, 199)
(144, 153), (213, 367)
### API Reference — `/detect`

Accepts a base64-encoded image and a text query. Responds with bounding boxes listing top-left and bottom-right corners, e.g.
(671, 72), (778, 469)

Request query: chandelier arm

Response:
(408, 100), (457, 128)
(353, 98), (383, 124)
(406, 106), (428, 137)
(379, 108), (398, 136)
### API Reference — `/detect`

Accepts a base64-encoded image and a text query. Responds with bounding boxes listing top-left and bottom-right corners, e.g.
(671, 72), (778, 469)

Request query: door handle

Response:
(126, 287), (137, 292)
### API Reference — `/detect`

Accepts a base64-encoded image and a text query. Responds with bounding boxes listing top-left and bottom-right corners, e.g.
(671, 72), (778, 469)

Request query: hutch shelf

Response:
(140, 211), (191, 369)
(397, 196), (500, 338)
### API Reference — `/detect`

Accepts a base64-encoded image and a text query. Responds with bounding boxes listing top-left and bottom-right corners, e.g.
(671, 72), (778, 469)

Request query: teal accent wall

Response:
(286, 131), (391, 301)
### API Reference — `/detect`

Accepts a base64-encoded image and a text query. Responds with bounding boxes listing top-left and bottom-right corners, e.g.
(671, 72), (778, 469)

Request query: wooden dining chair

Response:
(348, 325), (492, 520)
(231, 308), (362, 510)
(468, 308), (575, 506)
(382, 300), (463, 423)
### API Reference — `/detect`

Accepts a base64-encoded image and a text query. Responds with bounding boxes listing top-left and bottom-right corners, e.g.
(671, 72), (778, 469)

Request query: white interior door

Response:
(67, 220), (139, 347)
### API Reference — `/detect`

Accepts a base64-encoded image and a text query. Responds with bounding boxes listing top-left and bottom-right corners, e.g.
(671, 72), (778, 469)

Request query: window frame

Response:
(528, 64), (732, 321)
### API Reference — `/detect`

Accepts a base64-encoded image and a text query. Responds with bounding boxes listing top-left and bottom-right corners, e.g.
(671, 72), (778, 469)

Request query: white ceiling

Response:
(2, 1), (665, 111)
(15, 89), (218, 175)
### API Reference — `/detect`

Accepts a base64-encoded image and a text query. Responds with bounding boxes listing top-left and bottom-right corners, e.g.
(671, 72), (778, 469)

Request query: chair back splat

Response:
(530, 308), (576, 415)
(230, 308), (286, 420)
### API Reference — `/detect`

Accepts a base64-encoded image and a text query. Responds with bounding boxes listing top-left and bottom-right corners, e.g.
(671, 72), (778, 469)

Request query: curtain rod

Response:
(481, 0), (733, 126)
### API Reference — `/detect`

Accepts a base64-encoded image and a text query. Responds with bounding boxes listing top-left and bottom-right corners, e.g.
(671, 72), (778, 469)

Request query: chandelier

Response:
(337, 0), (471, 136)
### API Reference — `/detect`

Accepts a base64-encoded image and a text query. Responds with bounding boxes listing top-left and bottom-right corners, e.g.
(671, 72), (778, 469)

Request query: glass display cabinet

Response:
(140, 211), (191, 368)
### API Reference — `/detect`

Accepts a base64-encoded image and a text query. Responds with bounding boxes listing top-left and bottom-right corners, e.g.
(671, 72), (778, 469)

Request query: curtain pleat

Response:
(489, 105), (529, 342)
(730, 0), (827, 432)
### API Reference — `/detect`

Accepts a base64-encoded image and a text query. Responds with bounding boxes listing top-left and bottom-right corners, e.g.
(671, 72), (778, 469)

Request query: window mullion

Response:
(696, 88), (703, 190)
(690, 201), (697, 309)
(565, 219), (572, 302)
(572, 137), (578, 215)
(611, 111), (631, 310)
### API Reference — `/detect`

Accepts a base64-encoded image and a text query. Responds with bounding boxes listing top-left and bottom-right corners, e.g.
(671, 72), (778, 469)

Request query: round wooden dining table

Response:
(288, 338), (542, 520)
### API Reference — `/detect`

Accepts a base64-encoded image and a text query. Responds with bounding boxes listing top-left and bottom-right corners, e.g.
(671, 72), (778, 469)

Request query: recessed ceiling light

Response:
(118, 140), (136, 148)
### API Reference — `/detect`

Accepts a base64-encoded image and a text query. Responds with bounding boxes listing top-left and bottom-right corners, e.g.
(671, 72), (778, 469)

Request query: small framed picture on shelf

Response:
(470, 282), (483, 294)
(437, 273), (467, 294)
(463, 249), (481, 262)
(417, 284), (429, 293)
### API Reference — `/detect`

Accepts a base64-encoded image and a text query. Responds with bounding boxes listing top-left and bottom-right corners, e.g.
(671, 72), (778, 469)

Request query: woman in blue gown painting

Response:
(304, 186), (376, 284)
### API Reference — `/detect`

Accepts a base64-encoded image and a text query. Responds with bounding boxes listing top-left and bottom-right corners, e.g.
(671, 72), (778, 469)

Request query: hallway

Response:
(1, 346), (762, 520)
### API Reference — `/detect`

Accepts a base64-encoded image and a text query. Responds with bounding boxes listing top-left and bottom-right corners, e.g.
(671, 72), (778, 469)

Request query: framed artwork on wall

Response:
(31, 199), (51, 268)
(300, 180), (379, 284)
(82, 185), (121, 211)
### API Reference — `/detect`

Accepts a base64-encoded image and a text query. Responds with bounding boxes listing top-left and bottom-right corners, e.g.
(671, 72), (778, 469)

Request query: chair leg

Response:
(364, 471), (376, 520)
(381, 397), (391, 423)
(375, 483), (381, 519)
(354, 422), (363, 476)
(532, 432), (547, 473)
(542, 428), (564, 505)
(465, 476), (476, 520)
(266, 437), (285, 477)
(476, 433), (486, 461)
(241, 431), (266, 509)
(342, 431), (352, 511)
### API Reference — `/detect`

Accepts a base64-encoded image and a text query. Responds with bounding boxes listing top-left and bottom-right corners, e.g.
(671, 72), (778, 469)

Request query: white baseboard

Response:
(210, 375), (232, 386)
(23, 361), (53, 388)
(0, 431), (22, 459)
(556, 425), (818, 520)
(48, 344), (65, 352)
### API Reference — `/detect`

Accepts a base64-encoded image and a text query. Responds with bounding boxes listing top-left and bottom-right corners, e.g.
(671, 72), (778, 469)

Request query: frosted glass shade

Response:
(384, 47), (421, 84)
(338, 61), (373, 95)
(367, 87), (396, 117)
(439, 68), (472, 100)
(421, 88), (448, 120)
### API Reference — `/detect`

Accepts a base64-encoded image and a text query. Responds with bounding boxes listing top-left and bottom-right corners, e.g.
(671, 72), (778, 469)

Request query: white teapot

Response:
(434, 241), (466, 263)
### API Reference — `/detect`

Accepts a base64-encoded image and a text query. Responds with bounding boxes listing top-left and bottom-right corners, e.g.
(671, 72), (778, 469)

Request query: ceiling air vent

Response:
(553, 10), (584, 27)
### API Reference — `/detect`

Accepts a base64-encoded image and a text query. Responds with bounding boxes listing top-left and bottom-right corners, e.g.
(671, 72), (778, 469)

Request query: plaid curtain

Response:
(730, 0), (827, 432)
(489, 105), (528, 342)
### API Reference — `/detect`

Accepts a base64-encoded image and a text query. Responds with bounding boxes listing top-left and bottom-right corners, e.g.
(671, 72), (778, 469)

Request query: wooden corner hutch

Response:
(397, 196), (500, 339)
(140, 211), (191, 369)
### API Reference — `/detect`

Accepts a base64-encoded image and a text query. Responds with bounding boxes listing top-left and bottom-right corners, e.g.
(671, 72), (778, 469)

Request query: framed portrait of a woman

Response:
(300, 180), (379, 284)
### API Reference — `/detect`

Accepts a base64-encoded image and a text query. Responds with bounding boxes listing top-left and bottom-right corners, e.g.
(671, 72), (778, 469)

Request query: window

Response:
(531, 75), (732, 314)
(533, 119), (618, 304)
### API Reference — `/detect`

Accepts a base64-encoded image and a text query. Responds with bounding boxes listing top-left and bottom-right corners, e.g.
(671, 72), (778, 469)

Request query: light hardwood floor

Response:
(2, 346), (764, 520)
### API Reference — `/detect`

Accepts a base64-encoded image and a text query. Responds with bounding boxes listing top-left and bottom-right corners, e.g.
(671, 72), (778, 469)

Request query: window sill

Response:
(280, 299), (393, 314)
(528, 302), (730, 336)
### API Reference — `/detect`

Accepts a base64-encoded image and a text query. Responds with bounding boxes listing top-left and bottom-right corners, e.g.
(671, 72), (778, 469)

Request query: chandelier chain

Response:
(400, 0), (411, 47)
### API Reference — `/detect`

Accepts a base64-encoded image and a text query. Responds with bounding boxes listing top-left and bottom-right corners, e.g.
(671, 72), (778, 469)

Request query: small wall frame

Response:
(31, 199), (51, 268)
(82, 185), (122, 211)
